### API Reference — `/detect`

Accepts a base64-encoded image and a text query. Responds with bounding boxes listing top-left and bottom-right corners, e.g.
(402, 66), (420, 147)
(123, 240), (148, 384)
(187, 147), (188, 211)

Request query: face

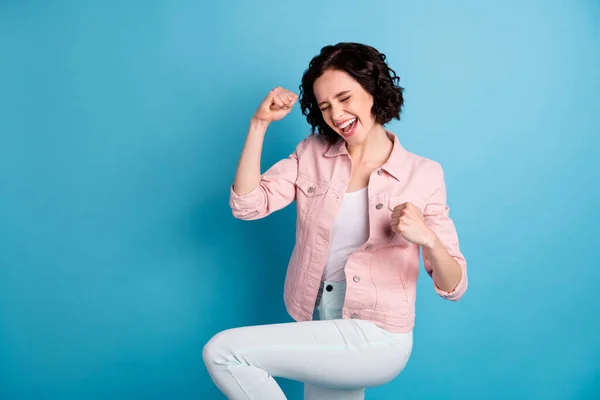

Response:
(313, 69), (377, 145)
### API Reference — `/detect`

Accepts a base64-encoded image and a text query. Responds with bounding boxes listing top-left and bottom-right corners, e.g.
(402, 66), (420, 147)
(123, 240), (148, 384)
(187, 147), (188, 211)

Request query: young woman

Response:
(203, 42), (468, 400)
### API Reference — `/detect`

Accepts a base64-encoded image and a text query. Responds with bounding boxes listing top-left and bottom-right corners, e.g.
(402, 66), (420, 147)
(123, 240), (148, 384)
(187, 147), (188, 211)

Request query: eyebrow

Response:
(318, 90), (351, 107)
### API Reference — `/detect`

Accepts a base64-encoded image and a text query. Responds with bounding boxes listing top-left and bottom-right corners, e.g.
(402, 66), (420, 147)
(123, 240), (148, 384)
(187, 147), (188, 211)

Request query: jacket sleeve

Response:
(229, 137), (309, 220)
(422, 161), (468, 301)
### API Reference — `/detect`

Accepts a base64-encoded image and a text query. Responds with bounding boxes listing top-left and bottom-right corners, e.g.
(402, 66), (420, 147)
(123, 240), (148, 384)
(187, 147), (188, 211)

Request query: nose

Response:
(330, 103), (344, 122)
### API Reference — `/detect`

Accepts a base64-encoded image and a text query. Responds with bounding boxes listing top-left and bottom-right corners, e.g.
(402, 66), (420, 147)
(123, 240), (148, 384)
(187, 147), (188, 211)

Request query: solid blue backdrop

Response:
(1, 1), (599, 399)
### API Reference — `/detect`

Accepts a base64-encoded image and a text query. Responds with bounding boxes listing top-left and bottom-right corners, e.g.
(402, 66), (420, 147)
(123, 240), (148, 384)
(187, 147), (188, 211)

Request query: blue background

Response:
(1, 1), (599, 399)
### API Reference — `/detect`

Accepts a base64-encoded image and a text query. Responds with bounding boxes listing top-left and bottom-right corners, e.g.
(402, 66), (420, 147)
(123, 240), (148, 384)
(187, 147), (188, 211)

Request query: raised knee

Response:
(203, 329), (237, 368)
(203, 331), (223, 367)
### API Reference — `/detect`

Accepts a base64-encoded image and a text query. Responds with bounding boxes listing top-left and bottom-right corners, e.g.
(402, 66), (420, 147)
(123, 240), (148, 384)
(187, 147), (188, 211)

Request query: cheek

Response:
(359, 110), (375, 127)
(322, 112), (335, 128)
(354, 99), (374, 122)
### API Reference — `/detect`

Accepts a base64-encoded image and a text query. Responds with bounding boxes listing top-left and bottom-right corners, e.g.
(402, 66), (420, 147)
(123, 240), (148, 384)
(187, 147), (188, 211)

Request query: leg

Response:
(303, 281), (369, 400)
(202, 318), (412, 400)
(304, 383), (365, 400)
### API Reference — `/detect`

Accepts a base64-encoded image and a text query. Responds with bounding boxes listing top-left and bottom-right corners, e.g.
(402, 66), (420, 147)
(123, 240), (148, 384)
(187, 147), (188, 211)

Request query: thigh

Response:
(205, 318), (411, 389)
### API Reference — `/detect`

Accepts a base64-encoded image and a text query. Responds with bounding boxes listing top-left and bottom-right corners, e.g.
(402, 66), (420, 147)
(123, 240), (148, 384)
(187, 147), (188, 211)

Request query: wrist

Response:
(250, 117), (271, 131)
(422, 229), (438, 250)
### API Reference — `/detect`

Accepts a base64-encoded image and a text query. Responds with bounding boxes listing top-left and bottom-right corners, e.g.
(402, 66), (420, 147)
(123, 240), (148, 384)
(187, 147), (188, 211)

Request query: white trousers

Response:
(203, 281), (413, 399)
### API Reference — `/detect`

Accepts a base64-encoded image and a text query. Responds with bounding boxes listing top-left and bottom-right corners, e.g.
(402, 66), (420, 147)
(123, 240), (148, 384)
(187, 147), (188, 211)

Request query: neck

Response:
(346, 124), (392, 165)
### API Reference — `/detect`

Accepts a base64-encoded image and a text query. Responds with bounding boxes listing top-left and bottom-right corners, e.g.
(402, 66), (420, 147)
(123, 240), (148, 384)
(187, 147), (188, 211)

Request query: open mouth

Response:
(338, 117), (358, 137)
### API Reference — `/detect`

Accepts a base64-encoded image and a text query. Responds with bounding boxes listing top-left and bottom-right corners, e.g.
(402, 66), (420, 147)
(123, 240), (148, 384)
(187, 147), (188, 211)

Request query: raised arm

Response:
(230, 87), (305, 220)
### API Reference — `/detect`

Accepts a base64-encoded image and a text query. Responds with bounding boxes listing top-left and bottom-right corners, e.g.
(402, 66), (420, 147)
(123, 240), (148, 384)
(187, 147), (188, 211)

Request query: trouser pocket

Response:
(314, 281), (347, 321)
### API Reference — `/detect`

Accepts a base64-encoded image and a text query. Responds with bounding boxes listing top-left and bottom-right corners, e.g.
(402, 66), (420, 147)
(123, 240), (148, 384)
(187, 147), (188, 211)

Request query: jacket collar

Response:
(323, 130), (407, 181)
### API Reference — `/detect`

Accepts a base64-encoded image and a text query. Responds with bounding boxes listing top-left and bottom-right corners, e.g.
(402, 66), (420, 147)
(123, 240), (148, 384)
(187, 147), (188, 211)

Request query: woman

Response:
(203, 42), (468, 399)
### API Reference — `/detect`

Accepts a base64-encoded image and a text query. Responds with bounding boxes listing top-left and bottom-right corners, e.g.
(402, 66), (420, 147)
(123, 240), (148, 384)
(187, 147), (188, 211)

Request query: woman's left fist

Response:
(391, 202), (436, 248)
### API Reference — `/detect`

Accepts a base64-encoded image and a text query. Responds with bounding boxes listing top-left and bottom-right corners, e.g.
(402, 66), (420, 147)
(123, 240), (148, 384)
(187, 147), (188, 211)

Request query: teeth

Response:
(338, 118), (356, 129)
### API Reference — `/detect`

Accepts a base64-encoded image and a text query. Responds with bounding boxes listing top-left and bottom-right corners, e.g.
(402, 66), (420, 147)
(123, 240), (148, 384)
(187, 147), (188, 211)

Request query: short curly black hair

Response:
(299, 42), (405, 144)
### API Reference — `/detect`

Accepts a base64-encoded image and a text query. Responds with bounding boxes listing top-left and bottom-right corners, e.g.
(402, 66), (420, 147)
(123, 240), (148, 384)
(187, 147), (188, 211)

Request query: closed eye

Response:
(317, 90), (352, 110)
(320, 97), (349, 111)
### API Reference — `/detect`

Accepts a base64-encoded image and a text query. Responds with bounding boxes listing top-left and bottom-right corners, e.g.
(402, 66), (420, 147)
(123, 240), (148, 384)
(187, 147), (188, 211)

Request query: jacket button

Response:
(326, 284), (333, 292)
(375, 203), (383, 210)
(353, 276), (360, 283)
(351, 314), (359, 319)
(308, 186), (315, 193)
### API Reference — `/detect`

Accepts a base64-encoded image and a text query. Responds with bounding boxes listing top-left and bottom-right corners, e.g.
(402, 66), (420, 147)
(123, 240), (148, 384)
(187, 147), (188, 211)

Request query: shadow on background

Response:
(180, 96), (309, 397)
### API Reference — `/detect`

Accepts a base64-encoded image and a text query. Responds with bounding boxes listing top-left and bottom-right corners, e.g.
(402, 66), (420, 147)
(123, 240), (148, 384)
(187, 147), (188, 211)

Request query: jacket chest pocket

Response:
(296, 175), (328, 222)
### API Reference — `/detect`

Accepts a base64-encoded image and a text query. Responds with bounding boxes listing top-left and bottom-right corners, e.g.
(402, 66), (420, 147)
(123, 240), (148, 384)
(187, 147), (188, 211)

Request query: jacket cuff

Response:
(229, 185), (261, 211)
(433, 260), (468, 301)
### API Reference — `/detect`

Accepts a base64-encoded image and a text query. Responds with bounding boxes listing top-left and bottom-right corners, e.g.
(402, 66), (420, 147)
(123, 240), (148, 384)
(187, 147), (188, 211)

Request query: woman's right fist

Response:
(252, 87), (298, 123)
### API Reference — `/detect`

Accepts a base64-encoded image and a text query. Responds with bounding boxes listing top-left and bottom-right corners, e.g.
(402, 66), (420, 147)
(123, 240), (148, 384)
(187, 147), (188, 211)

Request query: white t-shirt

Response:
(322, 186), (370, 282)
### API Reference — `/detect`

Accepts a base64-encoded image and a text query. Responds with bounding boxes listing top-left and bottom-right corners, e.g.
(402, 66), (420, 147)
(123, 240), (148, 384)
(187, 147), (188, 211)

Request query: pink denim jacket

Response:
(229, 130), (468, 333)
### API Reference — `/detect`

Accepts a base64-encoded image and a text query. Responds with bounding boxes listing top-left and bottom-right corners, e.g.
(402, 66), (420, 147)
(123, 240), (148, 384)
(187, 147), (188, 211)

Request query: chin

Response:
(341, 133), (362, 144)
(343, 129), (369, 145)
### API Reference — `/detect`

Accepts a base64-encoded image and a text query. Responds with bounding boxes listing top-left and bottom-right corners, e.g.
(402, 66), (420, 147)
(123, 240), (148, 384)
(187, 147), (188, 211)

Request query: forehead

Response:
(313, 69), (361, 102)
